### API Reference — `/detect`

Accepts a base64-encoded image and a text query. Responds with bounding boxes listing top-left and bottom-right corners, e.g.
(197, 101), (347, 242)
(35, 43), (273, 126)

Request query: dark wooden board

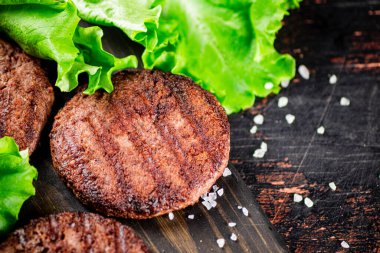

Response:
(9, 26), (289, 253)
(228, 0), (380, 252)
(20, 149), (287, 252)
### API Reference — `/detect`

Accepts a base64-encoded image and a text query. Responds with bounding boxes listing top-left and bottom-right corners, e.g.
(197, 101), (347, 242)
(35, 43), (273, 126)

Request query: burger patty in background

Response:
(0, 212), (148, 253)
(0, 38), (54, 154)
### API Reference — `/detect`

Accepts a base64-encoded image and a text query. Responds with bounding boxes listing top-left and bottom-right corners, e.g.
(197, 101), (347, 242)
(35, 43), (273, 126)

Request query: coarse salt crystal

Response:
(340, 97), (350, 106)
(264, 82), (274, 90)
(217, 188), (224, 197)
(250, 125), (258, 134)
(281, 80), (290, 88)
(260, 141), (268, 152)
(230, 233), (238, 241)
(168, 212), (174, 220)
(237, 205), (242, 209)
(228, 222), (236, 227)
(210, 200), (217, 208)
(242, 207), (249, 216)
(304, 197), (314, 208)
(223, 167), (232, 177)
(329, 74), (338, 84)
(285, 114), (295, 124)
(188, 214), (194, 219)
(253, 114), (264, 125)
(202, 201), (212, 210)
(278, 97), (288, 108)
(298, 65), (310, 80)
(253, 148), (266, 158)
(329, 182), (337, 191)
(212, 185), (219, 191)
(293, 193), (303, 203)
(341, 241), (350, 249)
(217, 239), (225, 248)
(317, 126), (325, 135)
(209, 192), (217, 201)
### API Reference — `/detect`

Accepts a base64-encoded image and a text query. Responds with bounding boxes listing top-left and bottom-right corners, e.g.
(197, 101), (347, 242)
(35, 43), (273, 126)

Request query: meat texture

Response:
(50, 70), (230, 219)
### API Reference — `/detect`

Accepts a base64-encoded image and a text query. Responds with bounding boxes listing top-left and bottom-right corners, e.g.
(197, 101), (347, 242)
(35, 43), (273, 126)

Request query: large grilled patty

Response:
(0, 38), (54, 154)
(50, 70), (230, 219)
(0, 212), (148, 253)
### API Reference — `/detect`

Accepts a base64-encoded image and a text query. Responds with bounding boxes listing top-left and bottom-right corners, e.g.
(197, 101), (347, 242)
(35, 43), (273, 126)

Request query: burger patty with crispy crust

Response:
(50, 70), (230, 219)
(0, 212), (148, 253)
(0, 38), (54, 154)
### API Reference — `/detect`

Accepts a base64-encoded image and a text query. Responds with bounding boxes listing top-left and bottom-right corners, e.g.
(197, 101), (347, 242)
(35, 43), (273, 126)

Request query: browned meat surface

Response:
(50, 70), (230, 219)
(0, 212), (149, 253)
(0, 38), (54, 154)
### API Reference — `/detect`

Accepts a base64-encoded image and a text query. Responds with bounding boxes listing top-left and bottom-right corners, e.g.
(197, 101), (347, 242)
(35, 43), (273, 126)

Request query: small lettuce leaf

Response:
(142, 0), (301, 114)
(0, 137), (37, 235)
(72, 0), (162, 51)
(0, 1), (137, 93)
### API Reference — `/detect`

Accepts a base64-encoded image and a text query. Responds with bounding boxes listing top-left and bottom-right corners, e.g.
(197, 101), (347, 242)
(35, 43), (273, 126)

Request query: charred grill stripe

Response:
(83, 114), (138, 211)
(113, 86), (188, 211)
(149, 80), (201, 188)
(53, 121), (101, 202)
(143, 76), (194, 187)
(166, 79), (218, 171)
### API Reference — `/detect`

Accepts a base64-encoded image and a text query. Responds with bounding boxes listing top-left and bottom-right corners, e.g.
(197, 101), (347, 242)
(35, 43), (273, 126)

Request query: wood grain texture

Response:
(229, 0), (380, 252)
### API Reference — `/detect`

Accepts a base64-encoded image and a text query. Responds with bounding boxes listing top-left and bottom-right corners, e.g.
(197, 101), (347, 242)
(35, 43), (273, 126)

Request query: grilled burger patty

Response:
(0, 212), (148, 253)
(0, 38), (54, 154)
(50, 70), (230, 219)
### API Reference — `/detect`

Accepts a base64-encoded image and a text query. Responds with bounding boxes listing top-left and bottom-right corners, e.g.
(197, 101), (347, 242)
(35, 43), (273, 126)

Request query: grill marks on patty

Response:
(0, 38), (54, 154)
(0, 212), (148, 253)
(50, 70), (230, 218)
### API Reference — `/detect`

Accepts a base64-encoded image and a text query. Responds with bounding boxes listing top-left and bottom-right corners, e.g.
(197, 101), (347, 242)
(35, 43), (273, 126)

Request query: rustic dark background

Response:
(229, 0), (380, 252)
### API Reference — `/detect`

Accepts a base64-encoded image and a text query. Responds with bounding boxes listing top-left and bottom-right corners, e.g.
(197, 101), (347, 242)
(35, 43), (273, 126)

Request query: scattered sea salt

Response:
(298, 65), (310, 80)
(223, 167), (232, 177)
(281, 80), (290, 88)
(202, 201), (212, 210)
(217, 188), (224, 197)
(329, 74), (338, 84)
(317, 126), (325, 135)
(230, 233), (238, 241)
(293, 193), (303, 203)
(261, 142), (268, 152)
(237, 206), (242, 209)
(253, 141), (267, 158)
(264, 82), (274, 90)
(188, 214), (194, 220)
(228, 222), (236, 227)
(250, 125), (258, 134)
(242, 207), (249, 216)
(217, 238), (225, 248)
(168, 212), (174, 220)
(253, 148), (266, 158)
(210, 200), (217, 208)
(285, 114), (295, 124)
(341, 241), (350, 249)
(304, 197), (314, 208)
(212, 185), (219, 191)
(329, 182), (337, 191)
(340, 97), (350, 106)
(253, 114), (264, 125)
(278, 97), (288, 108)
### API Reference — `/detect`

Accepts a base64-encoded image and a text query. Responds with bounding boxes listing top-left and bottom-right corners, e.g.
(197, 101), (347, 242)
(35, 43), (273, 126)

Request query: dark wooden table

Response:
(229, 0), (380, 252)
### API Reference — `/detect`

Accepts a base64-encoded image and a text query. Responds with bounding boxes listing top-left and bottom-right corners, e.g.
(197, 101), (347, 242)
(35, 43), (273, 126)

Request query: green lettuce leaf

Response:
(142, 0), (301, 114)
(0, 137), (37, 235)
(72, 0), (162, 50)
(0, 1), (137, 93)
